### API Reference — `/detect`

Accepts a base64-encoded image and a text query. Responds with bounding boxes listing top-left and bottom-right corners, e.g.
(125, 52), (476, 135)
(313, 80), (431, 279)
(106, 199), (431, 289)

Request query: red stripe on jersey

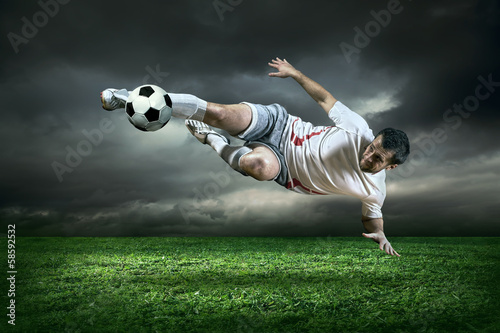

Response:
(286, 178), (325, 195)
(290, 118), (334, 146)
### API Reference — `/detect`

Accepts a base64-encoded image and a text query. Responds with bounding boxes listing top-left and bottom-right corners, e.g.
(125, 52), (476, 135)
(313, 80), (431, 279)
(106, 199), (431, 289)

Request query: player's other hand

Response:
(268, 57), (299, 79)
(362, 231), (400, 257)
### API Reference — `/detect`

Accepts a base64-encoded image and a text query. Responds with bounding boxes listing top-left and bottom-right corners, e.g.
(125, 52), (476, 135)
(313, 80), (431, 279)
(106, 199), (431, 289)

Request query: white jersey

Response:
(280, 101), (386, 218)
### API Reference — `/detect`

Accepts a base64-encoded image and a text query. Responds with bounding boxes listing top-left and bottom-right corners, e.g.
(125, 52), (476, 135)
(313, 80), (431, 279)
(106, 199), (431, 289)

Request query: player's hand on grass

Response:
(362, 231), (400, 257)
(268, 57), (299, 79)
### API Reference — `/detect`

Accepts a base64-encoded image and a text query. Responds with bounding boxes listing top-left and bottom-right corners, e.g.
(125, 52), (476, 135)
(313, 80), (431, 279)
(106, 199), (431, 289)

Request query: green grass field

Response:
(1, 237), (499, 332)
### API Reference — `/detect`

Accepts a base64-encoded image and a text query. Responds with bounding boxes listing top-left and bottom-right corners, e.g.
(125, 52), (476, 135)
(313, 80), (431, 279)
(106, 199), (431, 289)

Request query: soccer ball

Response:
(125, 85), (172, 132)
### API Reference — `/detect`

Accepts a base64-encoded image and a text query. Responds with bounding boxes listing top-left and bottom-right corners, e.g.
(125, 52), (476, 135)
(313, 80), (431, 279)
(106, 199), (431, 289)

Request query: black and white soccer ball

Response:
(125, 85), (172, 132)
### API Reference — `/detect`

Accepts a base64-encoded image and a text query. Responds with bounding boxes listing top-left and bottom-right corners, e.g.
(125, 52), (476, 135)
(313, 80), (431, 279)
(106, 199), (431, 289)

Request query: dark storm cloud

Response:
(0, 0), (499, 237)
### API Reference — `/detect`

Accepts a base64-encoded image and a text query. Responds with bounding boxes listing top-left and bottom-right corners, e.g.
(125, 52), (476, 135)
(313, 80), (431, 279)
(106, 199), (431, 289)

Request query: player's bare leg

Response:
(188, 102), (280, 180)
(240, 143), (280, 181)
(186, 119), (280, 181)
(202, 102), (252, 136)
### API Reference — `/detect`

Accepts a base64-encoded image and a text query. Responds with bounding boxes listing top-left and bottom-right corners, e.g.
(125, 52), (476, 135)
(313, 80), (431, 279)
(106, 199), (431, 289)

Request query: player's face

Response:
(359, 136), (397, 174)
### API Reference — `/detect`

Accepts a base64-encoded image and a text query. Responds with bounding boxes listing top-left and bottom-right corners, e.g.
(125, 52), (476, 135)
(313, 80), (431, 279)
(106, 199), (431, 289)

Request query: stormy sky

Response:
(1, 0), (499, 238)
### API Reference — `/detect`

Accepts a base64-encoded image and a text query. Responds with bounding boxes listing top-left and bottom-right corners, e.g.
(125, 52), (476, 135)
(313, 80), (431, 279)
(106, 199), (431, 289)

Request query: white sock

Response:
(206, 134), (252, 175)
(168, 93), (207, 121)
(206, 134), (228, 154)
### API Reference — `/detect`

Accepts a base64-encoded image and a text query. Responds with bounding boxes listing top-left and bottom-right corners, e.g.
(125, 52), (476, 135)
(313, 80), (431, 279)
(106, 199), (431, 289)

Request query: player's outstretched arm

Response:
(361, 216), (400, 257)
(268, 57), (337, 114)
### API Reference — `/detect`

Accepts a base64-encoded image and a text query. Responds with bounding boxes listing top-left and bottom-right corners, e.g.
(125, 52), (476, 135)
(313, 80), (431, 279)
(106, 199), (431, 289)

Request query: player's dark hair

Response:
(375, 128), (410, 165)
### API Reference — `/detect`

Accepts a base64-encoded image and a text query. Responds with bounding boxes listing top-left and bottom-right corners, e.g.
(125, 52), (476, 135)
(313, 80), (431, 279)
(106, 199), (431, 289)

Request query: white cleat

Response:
(100, 88), (130, 111)
(185, 119), (229, 144)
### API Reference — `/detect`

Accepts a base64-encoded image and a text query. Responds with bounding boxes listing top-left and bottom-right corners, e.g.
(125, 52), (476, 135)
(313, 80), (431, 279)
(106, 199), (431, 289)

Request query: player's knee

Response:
(240, 153), (277, 181)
